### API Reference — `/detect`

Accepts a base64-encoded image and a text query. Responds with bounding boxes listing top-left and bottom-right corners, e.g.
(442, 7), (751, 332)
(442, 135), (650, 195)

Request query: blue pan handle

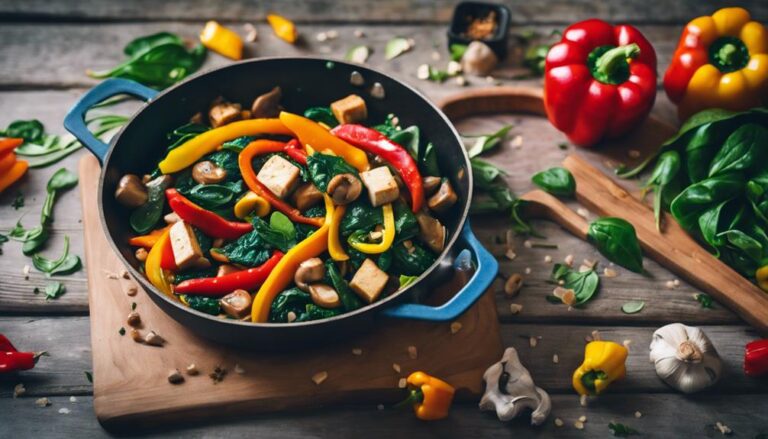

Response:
(382, 220), (498, 321)
(63, 78), (157, 164)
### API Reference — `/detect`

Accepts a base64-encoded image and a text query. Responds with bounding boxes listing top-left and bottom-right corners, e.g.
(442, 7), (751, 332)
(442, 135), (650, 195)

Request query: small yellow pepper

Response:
(159, 118), (291, 174)
(145, 229), (173, 297)
(234, 191), (271, 219)
(348, 203), (395, 254)
(328, 205), (349, 261)
(397, 371), (455, 421)
(250, 195), (335, 323)
(199, 20), (244, 60)
(279, 111), (369, 172)
(267, 13), (298, 44)
(756, 265), (768, 292)
(572, 341), (628, 396)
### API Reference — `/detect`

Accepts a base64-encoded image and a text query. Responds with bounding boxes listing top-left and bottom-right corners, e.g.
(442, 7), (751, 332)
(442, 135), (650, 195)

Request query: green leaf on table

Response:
(621, 300), (645, 314)
(84, 371), (93, 383)
(450, 44), (468, 61)
(44, 281), (66, 300)
(384, 37), (412, 60)
(345, 45), (370, 64)
(588, 217), (644, 273)
(550, 263), (600, 306)
(608, 422), (639, 437)
(11, 192), (24, 210)
(695, 293), (714, 309)
(466, 125), (513, 158)
(32, 235), (81, 277)
(532, 167), (576, 197)
(2, 119), (45, 143)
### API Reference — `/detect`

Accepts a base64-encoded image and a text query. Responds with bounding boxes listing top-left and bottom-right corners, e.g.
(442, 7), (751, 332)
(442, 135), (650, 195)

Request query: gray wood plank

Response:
(1, 317), (763, 397)
(3, 394), (767, 438)
(1, 0), (765, 24)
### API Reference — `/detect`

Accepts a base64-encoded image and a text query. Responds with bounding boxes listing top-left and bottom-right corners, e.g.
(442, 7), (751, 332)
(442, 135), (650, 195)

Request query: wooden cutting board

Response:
(78, 155), (503, 430)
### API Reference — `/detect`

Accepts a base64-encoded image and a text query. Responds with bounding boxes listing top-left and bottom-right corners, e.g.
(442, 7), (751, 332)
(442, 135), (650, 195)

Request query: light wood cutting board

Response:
(78, 155), (503, 430)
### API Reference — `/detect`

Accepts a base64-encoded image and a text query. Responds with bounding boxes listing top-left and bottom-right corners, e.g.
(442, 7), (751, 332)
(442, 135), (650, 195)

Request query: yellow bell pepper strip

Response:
(348, 203), (395, 254)
(128, 226), (170, 249)
(234, 191), (271, 219)
(572, 341), (628, 396)
(266, 13), (298, 44)
(199, 21), (243, 60)
(279, 111), (369, 172)
(158, 118), (291, 174)
(396, 371), (455, 421)
(145, 229), (173, 297)
(756, 265), (768, 292)
(0, 160), (28, 194)
(328, 205), (349, 261)
(664, 7), (768, 120)
(239, 139), (325, 227)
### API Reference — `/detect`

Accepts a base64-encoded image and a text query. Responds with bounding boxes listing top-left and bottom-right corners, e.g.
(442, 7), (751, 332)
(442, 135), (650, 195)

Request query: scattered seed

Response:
(505, 248), (517, 260)
(591, 330), (601, 341)
(524, 267), (532, 274)
(416, 64), (430, 80)
(407, 346), (418, 359)
(554, 418), (564, 427)
(23, 265), (30, 280)
(576, 208), (589, 218)
(13, 383), (25, 398)
(523, 240), (533, 249)
(715, 421), (732, 435)
(377, 403), (385, 410)
(58, 408), (70, 414)
(511, 135), (523, 148)
(126, 286), (138, 297)
(118, 327), (126, 336)
(529, 336), (539, 348)
(557, 279), (565, 286)
(544, 255), (553, 263)
(69, 396), (77, 403)
(144, 331), (165, 347)
(398, 378), (407, 388)
(623, 339), (632, 349)
(628, 149), (641, 159)
(578, 415), (587, 423)
(446, 60), (462, 75)
(315, 32), (328, 42)
(509, 303), (523, 315)
(326, 30), (338, 40)
(673, 279), (680, 287)
(574, 420), (584, 430)
(352, 348), (363, 356)
(354, 29), (365, 38)
(392, 363), (401, 373)
(130, 329), (143, 343)
(504, 273), (524, 297)
(168, 369), (185, 385)
(127, 311), (141, 327)
(121, 270), (130, 279)
(665, 280), (676, 289)
(455, 75), (467, 86)
(287, 311), (297, 323)
(603, 267), (618, 277)
(564, 254), (574, 267)
(103, 270), (119, 280)
(370, 82), (385, 99)
(35, 397), (51, 407)
(582, 259), (597, 270)
(552, 354), (559, 364)
(634, 411), (642, 418)
(210, 365), (227, 384)
(431, 50), (441, 61)
(580, 394), (588, 406)
(186, 364), (199, 376)
(243, 23), (258, 42)
(312, 371), (328, 385)
(450, 321), (462, 334)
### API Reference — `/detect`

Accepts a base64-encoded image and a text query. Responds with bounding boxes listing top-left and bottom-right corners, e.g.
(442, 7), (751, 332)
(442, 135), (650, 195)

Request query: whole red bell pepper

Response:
(330, 124), (424, 213)
(174, 251), (283, 295)
(544, 19), (657, 147)
(166, 189), (253, 240)
(1, 334), (45, 373)
(745, 339), (768, 377)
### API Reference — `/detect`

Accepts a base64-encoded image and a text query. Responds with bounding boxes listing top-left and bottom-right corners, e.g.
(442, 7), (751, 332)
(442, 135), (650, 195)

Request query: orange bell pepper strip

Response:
(328, 204), (349, 261)
(239, 139), (325, 227)
(397, 371), (456, 421)
(0, 138), (23, 156)
(0, 160), (28, 194)
(266, 13), (298, 44)
(279, 112), (369, 172)
(0, 151), (16, 176)
(128, 226), (170, 249)
(250, 195), (335, 322)
(158, 118), (292, 174)
(145, 229), (174, 297)
(199, 20), (243, 60)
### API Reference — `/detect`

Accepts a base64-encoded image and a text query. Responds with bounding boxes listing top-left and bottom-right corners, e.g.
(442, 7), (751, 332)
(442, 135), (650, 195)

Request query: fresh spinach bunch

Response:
(587, 217), (644, 273)
(531, 167), (576, 196)
(87, 32), (207, 89)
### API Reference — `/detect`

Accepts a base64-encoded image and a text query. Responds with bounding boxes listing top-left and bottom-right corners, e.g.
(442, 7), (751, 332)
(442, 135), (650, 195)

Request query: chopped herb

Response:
(0, 233), (7, 255)
(608, 422), (640, 437)
(695, 293), (714, 309)
(84, 371), (93, 383)
(449, 43), (468, 61)
(621, 300), (645, 314)
(43, 281), (65, 300)
(466, 125), (513, 158)
(11, 192), (24, 210)
(558, 142), (569, 150)
(119, 327), (126, 336)
(131, 302), (137, 311)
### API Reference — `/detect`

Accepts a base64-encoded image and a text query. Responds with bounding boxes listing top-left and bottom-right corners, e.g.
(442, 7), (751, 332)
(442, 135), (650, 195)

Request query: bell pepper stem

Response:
(594, 43), (640, 78)
(394, 388), (424, 409)
(718, 43), (738, 66)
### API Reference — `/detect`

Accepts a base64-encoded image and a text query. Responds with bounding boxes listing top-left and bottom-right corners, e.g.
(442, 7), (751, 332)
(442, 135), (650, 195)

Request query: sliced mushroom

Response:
(291, 183), (324, 211)
(427, 179), (458, 214)
(189, 112), (204, 125)
(209, 101), (243, 128)
(251, 86), (282, 118)
(422, 176), (442, 196)
(308, 284), (341, 308)
(294, 257), (325, 291)
(327, 173), (362, 205)
(220, 289), (253, 319)
(192, 160), (227, 184)
(416, 211), (446, 253)
(115, 174), (148, 208)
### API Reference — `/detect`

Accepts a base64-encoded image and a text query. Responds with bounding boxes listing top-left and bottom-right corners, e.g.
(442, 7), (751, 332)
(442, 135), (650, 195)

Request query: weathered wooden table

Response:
(1, 1), (767, 437)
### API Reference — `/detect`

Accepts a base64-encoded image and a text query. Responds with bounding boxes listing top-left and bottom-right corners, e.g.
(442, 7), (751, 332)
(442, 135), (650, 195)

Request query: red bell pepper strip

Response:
(159, 235), (178, 271)
(0, 334), (44, 373)
(239, 139), (324, 227)
(745, 339), (768, 377)
(174, 251), (284, 295)
(283, 138), (308, 166)
(543, 19), (657, 147)
(330, 124), (424, 213)
(166, 189), (253, 240)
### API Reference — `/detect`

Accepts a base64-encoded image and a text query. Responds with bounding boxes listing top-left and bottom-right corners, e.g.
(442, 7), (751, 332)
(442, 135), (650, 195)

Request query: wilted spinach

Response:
(326, 260), (363, 312)
(587, 217), (643, 273)
(268, 288), (343, 322)
(182, 295), (221, 315)
(303, 107), (338, 127)
(392, 241), (436, 276)
(129, 175), (173, 234)
(306, 153), (359, 192)
(166, 123), (208, 151)
(531, 167), (575, 196)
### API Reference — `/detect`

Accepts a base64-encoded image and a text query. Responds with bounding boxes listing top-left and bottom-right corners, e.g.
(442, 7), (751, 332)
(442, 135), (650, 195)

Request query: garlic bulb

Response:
(649, 323), (722, 393)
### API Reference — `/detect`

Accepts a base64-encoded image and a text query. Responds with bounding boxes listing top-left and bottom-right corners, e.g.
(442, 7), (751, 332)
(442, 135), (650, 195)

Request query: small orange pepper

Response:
(127, 226), (170, 249)
(0, 138), (23, 156)
(267, 14), (298, 44)
(0, 151), (16, 176)
(200, 21), (244, 60)
(397, 371), (455, 421)
(0, 160), (28, 194)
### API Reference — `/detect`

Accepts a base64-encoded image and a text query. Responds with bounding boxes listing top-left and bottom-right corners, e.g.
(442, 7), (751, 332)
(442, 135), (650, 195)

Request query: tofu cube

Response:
(256, 155), (301, 199)
(330, 94), (368, 124)
(291, 183), (323, 211)
(208, 102), (242, 128)
(360, 166), (400, 207)
(169, 221), (210, 270)
(349, 258), (389, 303)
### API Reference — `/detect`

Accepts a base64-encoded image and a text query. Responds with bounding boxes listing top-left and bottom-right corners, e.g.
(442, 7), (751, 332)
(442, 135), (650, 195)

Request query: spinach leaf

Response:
(124, 32), (184, 56)
(718, 229), (763, 262)
(303, 107), (338, 127)
(393, 201), (418, 242)
(531, 167), (575, 197)
(399, 275), (418, 288)
(670, 173), (744, 232)
(377, 248), (393, 270)
(44, 282), (66, 300)
(698, 200), (732, 251)
(306, 153), (359, 192)
(392, 241), (436, 276)
(221, 135), (256, 153)
(252, 217), (295, 252)
(550, 263), (600, 305)
(340, 200), (382, 236)
(471, 158), (506, 186)
(3, 119), (45, 143)
(269, 212), (296, 242)
(129, 175), (172, 234)
(643, 150), (681, 230)
(684, 123), (726, 182)
(182, 295), (221, 315)
(708, 123), (768, 177)
(32, 235), (82, 277)
(269, 288), (311, 323)
(166, 123), (208, 151)
(184, 181), (244, 210)
(608, 422), (639, 437)
(386, 125), (440, 176)
(326, 260), (363, 312)
(587, 217), (643, 273)
(173, 265), (217, 284)
(219, 229), (272, 267)
(302, 304), (343, 320)
(466, 124), (513, 158)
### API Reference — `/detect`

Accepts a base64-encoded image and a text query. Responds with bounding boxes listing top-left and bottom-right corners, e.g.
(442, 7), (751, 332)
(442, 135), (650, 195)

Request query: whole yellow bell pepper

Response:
(158, 118), (291, 174)
(572, 341), (628, 395)
(200, 21), (243, 60)
(267, 14), (298, 44)
(279, 111), (369, 172)
(347, 203), (395, 254)
(396, 371), (455, 421)
(664, 7), (768, 120)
